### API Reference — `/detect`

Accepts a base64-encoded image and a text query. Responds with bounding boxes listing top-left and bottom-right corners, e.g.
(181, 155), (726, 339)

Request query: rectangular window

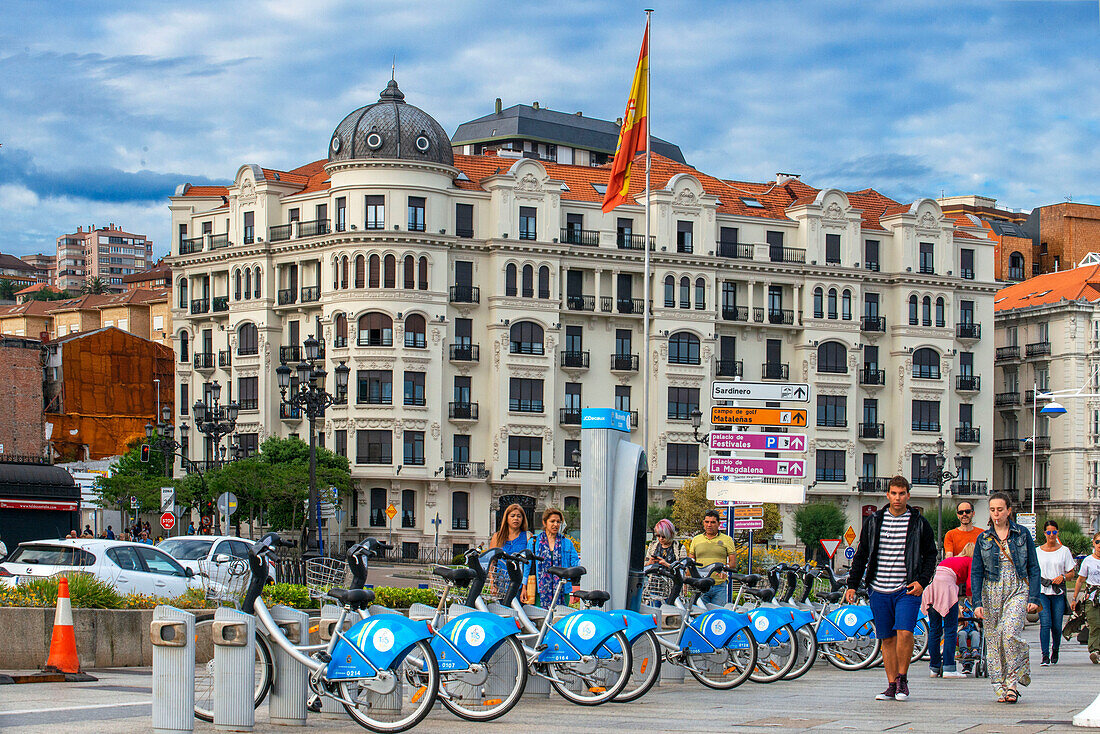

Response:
(357, 370), (393, 404)
(365, 195), (385, 230)
(960, 299), (975, 324)
(912, 400), (940, 431)
(564, 382), (581, 411)
(356, 429), (392, 464)
(615, 385), (631, 412)
(667, 387), (699, 420)
(666, 443), (699, 477)
(959, 402), (973, 426)
(862, 453), (878, 479)
(508, 436), (542, 470)
(243, 211), (255, 244)
(816, 449), (846, 482)
(238, 377), (258, 411)
(960, 248), (974, 279)
(403, 431), (425, 465)
(452, 435), (470, 464)
(455, 203), (473, 238)
(519, 206), (537, 240)
(335, 430), (347, 458)
(335, 197), (346, 232)
(407, 196), (426, 232)
(237, 433), (258, 458)
(817, 395), (847, 427)
(864, 239), (880, 271)
(919, 242), (935, 274)
(825, 234), (841, 264)
(565, 439), (581, 467)
(617, 218), (634, 247)
(403, 371), (426, 406)
(960, 351), (974, 376)
(767, 230), (784, 261)
(509, 378), (543, 412)
(180, 383), (188, 416)
(676, 220), (693, 254)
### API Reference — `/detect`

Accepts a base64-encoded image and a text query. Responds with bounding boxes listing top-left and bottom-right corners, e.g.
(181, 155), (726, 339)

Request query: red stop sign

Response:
(160, 512), (175, 531)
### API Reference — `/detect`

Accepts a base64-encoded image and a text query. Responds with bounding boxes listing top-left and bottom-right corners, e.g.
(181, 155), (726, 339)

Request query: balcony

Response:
(300, 286), (321, 303)
(952, 481), (989, 496)
(610, 353), (639, 372)
(449, 343), (480, 362)
(565, 294), (595, 312)
(1027, 487), (1051, 503)
(559, 408), (582, 425)
(193, 352), (215, 370)
(865, 260), (880, 272)
(1025, 341), (1051, 357)
(995, 345), (1020, 360)
(445, 461), (489, 480)
(761, 362), (789, 380)
(818, 363), (849, 375)
(616, 233), (652, 250)
(404, 333), (427, 349)
(717, 241), (753, 259)
(956, 323), (981, 340)
(601, 297), (645, 315)
(212, 295), (229, 313)
(298, 218), (330, 238)
(956, 426), (981, 443)
(209, 233), (229, 249)
(509, 399), (543, 413)
(715, 359), (744, 377)
(768, 246), (807, 264)
(1008, 267), (1025, 281)
(995, 392), (1020, 408)
(861, 316), (886, 333)
(218, 350), (231, 368)
(859, 477), (890, 493)
(180, 236), (204, 255)
(190, 298), (210, 315)
(238, 397), (258, 411)
(919, 263), (935, 275)
(561, 227), (599, 246)
(280, 404), (301, 420)
(449, 285), (480, 303)
(279, 345), (301, 363)
(629, 410), (639, 427)
(453, 518), (471, 530)
(401, 514), (416, 529)
(994, 438), (1020, 454)
(560, 350), (590, 369)
(277, 288), (297, 305)
(1033, 436), (1051, 451)
(956, 375), (981, 392)
(448, 402), (479, 421)
(859, 422), (885, 439)
(859, 368), (886, 386)
(721, 305), (749, 322)
(961, 268), (975, 280)
(269, 224), (292, 242)
(912, 421), (941, 433)
(238, 344), (259, 357)
(754, 308), (795, 325)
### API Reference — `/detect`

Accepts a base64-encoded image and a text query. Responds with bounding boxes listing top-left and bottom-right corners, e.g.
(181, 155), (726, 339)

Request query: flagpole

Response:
(642, 8), (653, 489)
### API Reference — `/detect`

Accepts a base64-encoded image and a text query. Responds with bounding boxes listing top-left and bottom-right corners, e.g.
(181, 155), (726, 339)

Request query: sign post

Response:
(216, 492), (238, 536)
(386, 503), (397, 547)
(430, 513), (442, 553)
(160, 512), (175, 532)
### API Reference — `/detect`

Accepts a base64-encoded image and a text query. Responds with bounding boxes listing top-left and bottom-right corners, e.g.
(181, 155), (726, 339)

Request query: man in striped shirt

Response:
(846, 476), (937, 702)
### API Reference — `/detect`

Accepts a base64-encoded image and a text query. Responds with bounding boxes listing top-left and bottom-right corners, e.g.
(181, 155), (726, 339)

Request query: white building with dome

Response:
(168, 80), (999, 555)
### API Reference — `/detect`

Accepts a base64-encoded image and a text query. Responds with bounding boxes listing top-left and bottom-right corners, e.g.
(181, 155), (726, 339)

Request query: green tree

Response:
(1048, 516), (1089, 556)
(924, 505), (961, 546)
(94, 434), (180, 515)
(0, 279), (17, 300)
(794, 503), (846, 564)
(671, 472), (714, 537)
(82, 276), (109, 294)
(28, 287), (70, 301)
(647, 503), (673, 532)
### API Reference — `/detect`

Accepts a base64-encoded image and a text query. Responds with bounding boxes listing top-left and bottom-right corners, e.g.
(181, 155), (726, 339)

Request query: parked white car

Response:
(158, 535), (277, 583)
(0, 539), (199, 597)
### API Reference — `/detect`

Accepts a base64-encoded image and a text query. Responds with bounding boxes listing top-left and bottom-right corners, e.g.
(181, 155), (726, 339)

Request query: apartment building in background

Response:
(167, 79), (998, 554)
(20, 253), (57, 284)
(0, 253), (38, 293)
(55, 224), (154, 293)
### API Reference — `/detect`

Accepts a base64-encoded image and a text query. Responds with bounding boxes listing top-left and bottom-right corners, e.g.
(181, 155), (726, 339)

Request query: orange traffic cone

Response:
(43, 576), (82, 675)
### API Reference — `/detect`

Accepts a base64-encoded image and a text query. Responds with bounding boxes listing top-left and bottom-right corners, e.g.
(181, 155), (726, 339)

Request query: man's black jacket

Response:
(847, 504), (937, 591)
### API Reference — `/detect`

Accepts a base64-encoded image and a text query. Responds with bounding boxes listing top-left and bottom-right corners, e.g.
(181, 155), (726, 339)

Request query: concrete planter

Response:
(0, 607), (156, 670)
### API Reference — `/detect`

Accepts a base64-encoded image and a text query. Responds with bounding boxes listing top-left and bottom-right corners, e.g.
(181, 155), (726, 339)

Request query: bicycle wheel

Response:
(548, 630), (632, 705)
(749, 624), (798, 683)
(339, 639), (439, 733)
(822, 621), (880, 671)
(614, 630), (662, 702)
(910, 625), (929, 663)
(685, 628), (757, 690)
(439, 636), (527, 721)
(193, 618), (273, 722)
(783, 625), (819, 681)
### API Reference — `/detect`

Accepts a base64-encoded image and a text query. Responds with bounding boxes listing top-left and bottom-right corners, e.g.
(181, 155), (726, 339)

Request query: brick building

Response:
(122, 262), (171, 292)
(940, 195), (1035, 283)
(0, 336), (45, 460)
(1033, 203), (1100, 275)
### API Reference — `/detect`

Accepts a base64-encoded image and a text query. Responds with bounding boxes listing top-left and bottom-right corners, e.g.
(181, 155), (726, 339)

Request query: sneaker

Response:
(895, 675), (910, 701)
(929, 668), (941, 678)
(1052, 649), (1060, 665)
(1040, 654), (1050, 667)
(943, 670), (966, 678)
(1091, 651), (1099, 665)
(876, 681), (898, 700)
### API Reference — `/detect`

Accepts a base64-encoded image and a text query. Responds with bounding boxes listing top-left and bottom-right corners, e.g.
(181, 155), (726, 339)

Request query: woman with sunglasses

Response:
(944, 502), (982, 557)
(1070, 531), (1100, 664)
(1036, 520), (1075, 666)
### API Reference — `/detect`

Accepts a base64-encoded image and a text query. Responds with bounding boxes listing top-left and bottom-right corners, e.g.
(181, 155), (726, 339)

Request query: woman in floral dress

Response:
(523, 507), (579, 606)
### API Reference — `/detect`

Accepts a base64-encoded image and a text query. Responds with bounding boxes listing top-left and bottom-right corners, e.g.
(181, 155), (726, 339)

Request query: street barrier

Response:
(268, 605), (308, 726)
(213, 607), (255, 732)
(150, 606), (195, 734)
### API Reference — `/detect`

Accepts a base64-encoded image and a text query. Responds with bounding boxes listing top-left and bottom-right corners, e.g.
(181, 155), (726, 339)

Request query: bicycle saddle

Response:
(327, 588), (375, 610)
(433, 566), (477, 583)
(548, 565), (586, 581)
(573, 589), (610, 607)
(744, 587), (775, 602)
(821, 590), (845, 603)
(683, 576), (715, 592)
(729, 573), (761, 586)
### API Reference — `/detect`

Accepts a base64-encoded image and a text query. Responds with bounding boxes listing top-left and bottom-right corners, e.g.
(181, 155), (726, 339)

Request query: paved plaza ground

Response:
(2, 624), (1097, 733)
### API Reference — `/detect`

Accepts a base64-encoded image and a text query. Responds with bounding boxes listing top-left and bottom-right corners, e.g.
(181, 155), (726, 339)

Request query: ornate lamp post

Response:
(276, 334), (350, 558)
(921, 437), (960, 555)
(689, 408), (709, 445)
(146, 404), (177, 478)
(192, 380), (240, 469)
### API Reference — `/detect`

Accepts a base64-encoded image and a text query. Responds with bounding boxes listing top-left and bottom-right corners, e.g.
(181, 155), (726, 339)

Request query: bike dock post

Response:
(212, 606), (255, 732)
(645, 605), (684, 685)
(269, 605), (308, 726)
(317, 604), (349, 718)
(150, 605), (195, 734)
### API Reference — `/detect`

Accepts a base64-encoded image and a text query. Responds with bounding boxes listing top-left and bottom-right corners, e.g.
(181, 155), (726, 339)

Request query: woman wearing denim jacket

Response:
(523, 507), (580, 606)
(971, 491), (1041, 704)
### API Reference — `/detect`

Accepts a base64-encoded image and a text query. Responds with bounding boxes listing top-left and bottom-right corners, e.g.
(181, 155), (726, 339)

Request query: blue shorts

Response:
(868, 588), (921, 639)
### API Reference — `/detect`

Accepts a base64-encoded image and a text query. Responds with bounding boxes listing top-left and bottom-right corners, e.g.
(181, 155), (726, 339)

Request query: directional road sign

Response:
(706, 481), (805, 504)
(709, 456), (806, 478)
(734, 518), (765, 531)
(733, 506), (764, 518)
(710, 406), (807, 427)
(160, 486), (175, 513)
(160, 512), (175, 531)
(130, 495), (138, 509)
(708, 431), (806, 452)
(712, 381), (810, 402)
(844, 546), (856, 560)
(217, 492), (238, 517)
(820, 539), (842, 559)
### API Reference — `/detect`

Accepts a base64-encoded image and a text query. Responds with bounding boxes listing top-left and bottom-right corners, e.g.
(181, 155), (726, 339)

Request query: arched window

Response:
(404, 314), (426, 348)
(841, 289), (852, 320)
(664, 275), (675, 307)
(538, 266), (550, 299)
(237, 323), (258, 355)
(827, 288), (838, 319)
(253, 267), (261, 299)
(1009, 251), (1024, 279)
(695, 277), (706, 310)
(522, 265), (534, 297)
(403, 255), (415, 289)
(935, 297), (945, 327)
(354, 255), (365, 288)
(668, 331), (700, 365)
(178, 279), (188, 309)
(368, 254), (380, 288)
(178, 331), (189, 362)
(334, 313), (348, 347)
(909, 295), (918, 325)
(244, 269), (251, 300)
(505, 264), (518, 296)
(817, 341), (847, 373)
(383, 254), (396, 288)
(341, 255), (349, 289)
(679, 277), (690, 309)
(332, 258), (339, 291)
(357, 313), (393, 346)
(813, 287), (824, 318)
(913, 347), (940, 379)
(509, 321), (544, 355)
(417, 256), (428, 290)
(922, 296), (931, 326)
(234, 270), (242, 301)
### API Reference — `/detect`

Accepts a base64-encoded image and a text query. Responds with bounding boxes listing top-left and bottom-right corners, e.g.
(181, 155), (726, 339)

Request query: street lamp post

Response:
(689, 408), (709, 445)
(1029, 386), (1067, 514)
(921, 438), (959, 555)
(276, 335), (350, 559)
(192, 380), (240, 470)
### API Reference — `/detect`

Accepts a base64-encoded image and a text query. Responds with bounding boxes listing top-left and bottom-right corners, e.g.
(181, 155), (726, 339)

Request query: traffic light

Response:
(140, 444), (150, 463)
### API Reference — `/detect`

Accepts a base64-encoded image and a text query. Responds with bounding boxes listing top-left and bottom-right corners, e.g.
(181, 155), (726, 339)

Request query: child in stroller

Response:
(957, 597), (987, 677)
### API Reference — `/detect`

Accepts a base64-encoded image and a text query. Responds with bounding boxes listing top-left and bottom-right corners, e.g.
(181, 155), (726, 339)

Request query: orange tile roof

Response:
(0, 299), (55, 317)
(45, 294), (113, 313)
(994, 263), (1100, 312)
(15, 282), (56, 295)
(182, 185), (229, 197)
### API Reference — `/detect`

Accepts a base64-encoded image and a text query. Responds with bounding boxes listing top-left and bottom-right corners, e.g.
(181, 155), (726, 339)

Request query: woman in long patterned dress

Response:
(971, 491), (1041, 703)
(523, 507), (579, 606)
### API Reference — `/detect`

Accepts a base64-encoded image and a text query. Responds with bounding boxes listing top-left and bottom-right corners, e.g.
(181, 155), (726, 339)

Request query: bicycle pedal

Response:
(316, 652), (331, 663)
(534, 643), (548, 652)
(306, 695), (323, 713)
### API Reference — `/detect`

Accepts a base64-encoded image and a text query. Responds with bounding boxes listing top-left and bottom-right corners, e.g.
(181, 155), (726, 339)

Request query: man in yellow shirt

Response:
(689, 509), (736, 604)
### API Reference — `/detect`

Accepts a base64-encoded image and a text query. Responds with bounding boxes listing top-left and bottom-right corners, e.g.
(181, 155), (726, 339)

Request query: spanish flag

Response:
(601, 20), (649, 213)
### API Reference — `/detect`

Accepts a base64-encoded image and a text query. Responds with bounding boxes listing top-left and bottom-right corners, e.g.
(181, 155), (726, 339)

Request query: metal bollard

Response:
(151, 606), (195, 734)
(213, 607), (255, 732)
(268, 605), (308, 726)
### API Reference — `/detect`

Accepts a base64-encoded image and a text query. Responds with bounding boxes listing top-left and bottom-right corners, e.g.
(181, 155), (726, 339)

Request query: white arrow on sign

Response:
(712, 381), (810, 402)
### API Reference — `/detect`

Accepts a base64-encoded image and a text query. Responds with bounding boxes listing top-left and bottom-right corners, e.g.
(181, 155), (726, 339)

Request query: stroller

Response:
(957, 598), (988, 677)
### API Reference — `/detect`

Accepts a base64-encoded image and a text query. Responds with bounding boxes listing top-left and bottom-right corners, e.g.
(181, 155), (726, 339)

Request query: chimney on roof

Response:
(532, 101), (539, 110)
(77, 226), (82, 233)
(775, 173), (801, 186)
(576, 111), (582, 116)
(616, 117), (623, 126)
(495, 97), (502, 114)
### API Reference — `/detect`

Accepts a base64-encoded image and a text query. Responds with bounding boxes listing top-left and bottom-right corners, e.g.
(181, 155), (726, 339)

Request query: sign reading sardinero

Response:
(710, 406), (807, 427)
(581, 408), (632, 433)
(712, 381), (810, 402)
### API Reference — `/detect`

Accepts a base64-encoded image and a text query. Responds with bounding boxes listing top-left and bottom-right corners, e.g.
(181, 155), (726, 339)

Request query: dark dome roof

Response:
(328, 80), (453, 166)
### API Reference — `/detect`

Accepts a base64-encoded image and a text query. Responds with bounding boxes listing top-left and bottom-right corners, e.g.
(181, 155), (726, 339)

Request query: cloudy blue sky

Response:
(1, 0), (1098, 258)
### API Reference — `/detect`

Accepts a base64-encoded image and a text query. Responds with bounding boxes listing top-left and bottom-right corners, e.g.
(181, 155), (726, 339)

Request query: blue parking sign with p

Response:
(765, 436), (778, 449)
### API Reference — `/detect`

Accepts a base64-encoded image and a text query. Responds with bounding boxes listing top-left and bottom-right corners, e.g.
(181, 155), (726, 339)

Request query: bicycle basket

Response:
(305, 557), (349, 599)
(197, 558), (251, 607)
